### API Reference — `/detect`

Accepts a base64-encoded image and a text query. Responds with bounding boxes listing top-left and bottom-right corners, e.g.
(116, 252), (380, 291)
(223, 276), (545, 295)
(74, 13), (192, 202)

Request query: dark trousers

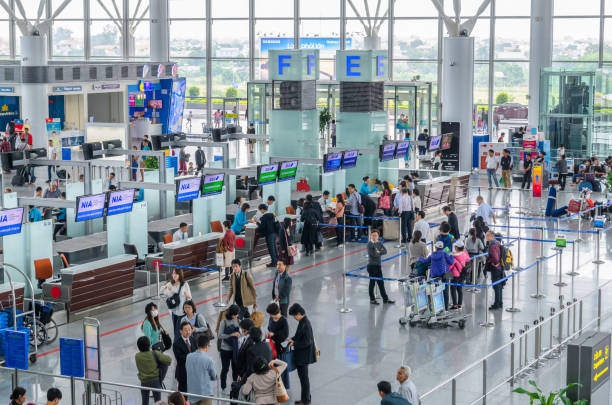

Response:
(350, 215), (363, 241)
(491, 267), (504, 307)
(521, 172), (532, 189)
(140, 380), (161, 405)
(450, 276), (463, 306)
(220, 349), (237, 390)
(400, 211), (414, 243)
(279, 303), (288, 317)
(171, 313), (182, 338)
(265, 233), (278, 265)
(559, 173), (567, 190)
(196, 163), (204, 174)
(331, 135), (336, 147)
(367, 264), (389, 301)
(442, 284), (449, 310)
(296, 364), (311, 403)
(336, 217), (345, 246)
(47, 165), (55, 181)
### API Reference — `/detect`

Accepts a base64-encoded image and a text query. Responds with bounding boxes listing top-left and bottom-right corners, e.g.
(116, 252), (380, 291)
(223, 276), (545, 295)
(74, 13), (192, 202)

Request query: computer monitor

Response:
(176, 177), (202, 202)
(75, 193), (107, 222)
(257, 164), (279, 186)
(106, 189), (135, 216)
(428, 135), (442, 151)
(379, 143), (397, 162)
(102, 139), (123, 150)
(201, 173), (225, 196)
(148, 100), (162, 109)
(341, 150), (358, 169)
(0, 207), (24, 237)
(278, 161), (299, 182)
(395, 141), (410, 159)
(323, 153), (342, 173)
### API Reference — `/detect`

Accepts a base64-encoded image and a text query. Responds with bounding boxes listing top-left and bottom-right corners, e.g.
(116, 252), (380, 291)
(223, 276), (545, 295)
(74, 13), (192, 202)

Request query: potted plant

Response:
(319, 107), (331, 137)
(513, 380), (586, 404)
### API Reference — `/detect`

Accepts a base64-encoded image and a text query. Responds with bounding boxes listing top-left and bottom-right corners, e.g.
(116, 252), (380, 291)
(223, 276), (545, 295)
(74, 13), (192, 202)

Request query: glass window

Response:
(130, 0), (150, 18)
(346, 19), (388, 50)
(211, 20), (249, 58)
(52, 21), (85, 58)
(553, 18), (600, 61)
(90, 21), (123, 58)
(474, 63), (489, 105)
(494, 19), (530, 60)
(52, 0), (83, 18)
(552, 61), (600, 70)
(132, 21), (151, 57)
(176, 58), (206, 95)
(299, 20), (342, 57)
(393, 19), (438, 60)
(0, 21), (9, 56)
(255, 19), (294, 58)
(470, 17), (490, 61)
(301, 0), (340, 18)
(493, 62), (529, 105)
(169, 0), (205, 18)
(392, 61), (437, 82)
(255, 0), (293, 18)
(495, 0), (531, 16)
(605, 18), (612, 62)
(347, 0), (391, 19)
(211, 0), (248, 18)
(395, 0), (439, 17)
(212, 60), (249, 97)
(91, 0), (124, 19)
(444, 0), (490, 17)
(554, 0), (601, 15)
(170, 20), (206, 57)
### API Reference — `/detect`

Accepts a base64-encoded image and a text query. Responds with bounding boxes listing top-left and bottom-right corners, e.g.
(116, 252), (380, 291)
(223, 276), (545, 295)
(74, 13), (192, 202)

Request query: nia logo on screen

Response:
(81, 201), (93, 208)
(0, 215), (7, 222)
(111, 195), (123, 203)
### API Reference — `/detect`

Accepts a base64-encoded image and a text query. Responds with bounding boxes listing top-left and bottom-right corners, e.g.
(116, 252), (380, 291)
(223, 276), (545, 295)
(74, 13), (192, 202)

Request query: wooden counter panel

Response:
(0, 288), (24, 310)
(163, 239), (221, 280)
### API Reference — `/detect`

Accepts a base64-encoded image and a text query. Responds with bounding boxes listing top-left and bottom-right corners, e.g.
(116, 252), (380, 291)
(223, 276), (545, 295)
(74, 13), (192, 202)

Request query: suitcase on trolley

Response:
(382, 218), (400, 241)
(568, 199), (582, 213)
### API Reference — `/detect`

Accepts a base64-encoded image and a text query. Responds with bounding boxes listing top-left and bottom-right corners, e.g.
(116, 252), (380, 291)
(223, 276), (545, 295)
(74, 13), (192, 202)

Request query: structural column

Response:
(150, 0), (169, 62)
(527, 0), (553, 130)
(441, 37), (474, 172)
(20, 35), (48, 149)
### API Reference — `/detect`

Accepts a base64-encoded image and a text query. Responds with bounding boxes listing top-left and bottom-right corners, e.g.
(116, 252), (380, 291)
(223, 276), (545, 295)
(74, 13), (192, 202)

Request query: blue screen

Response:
(380, 144), (397, 162)
(341, 150), (358, 169)
(168, 78), (186, 133)
(324, 153), (342, 173)
(395, 142), (410, 159)
(107, 189), (135, 216)
(0, 207), (23, 237)
(176, 177), (201, 202)
(76, 194), (106, 222)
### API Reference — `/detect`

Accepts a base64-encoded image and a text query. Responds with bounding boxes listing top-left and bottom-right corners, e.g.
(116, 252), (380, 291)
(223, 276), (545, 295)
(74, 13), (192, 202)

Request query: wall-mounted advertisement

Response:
(168, 78), (186, 133)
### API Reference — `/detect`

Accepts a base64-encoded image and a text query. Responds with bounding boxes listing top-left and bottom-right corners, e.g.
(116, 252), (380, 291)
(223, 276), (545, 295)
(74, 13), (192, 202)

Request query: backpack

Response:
(499, 244), (513, 271)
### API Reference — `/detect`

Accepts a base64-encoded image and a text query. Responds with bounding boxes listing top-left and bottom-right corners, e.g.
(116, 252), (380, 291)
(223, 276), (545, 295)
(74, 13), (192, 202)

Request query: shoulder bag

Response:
(160, 327), (172, 351)
(165, 282), (183, 309)
(285, 230), (297, 257)
(273, 365), (289, 403)
(152, 350), (168, 389)
(192, 313), (215, 341)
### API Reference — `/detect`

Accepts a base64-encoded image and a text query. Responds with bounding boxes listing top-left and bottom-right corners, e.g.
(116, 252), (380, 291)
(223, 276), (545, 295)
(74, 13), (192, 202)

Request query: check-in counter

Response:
(226, 200), (261, 223)
(42, 254), (137, 316)
(162, 233), (223, 279)
(238, 223), (269, 265)
(54, 232), (108, 265)
(148, 213), (193, 245)
(0, 282), (25, 310)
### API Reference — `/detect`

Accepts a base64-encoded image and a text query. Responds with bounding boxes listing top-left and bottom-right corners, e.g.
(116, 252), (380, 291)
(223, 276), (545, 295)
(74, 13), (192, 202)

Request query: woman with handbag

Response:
(378, 181), (392, 217)
(266, 303), (290, 389)
(328, 194), (345, 248)
(181, 300), (213, 340)
(160, 268), (192, 337)
(277, 218), (294, 271)
(241, 357), (288, 405)
(222, 220), (236, 281)
(142, 302), (171, 351)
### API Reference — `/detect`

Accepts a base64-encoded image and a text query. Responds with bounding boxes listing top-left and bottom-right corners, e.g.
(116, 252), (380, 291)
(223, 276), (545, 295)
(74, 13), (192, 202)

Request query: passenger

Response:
(411, 189), (421, 212)
(195, 146), (206, 174)
(474, 195), (496, 225)
(408, 230), (428, 277)
(318, 190), (331, 209)
(404, 175), (415, 193)
(235, 318), (255, 384)
(185, 335), (217, 405)
(46, 139), (56, 180)
(418, 241), (454, 309)
(555, 154), (568, 190)
(500, 149), (513, 188)
(396, 366), (419, 405)
(396, 186), (414, 244)
(330, 119), (336, 147)
(131, 150), (139, 181)
(231, 203), (249, 234)
(331, 193), (346, 247)
(272, 261), (292, 317)
(360, 176), (371, 194)
(442, 205), (460, 240)
(247, 122), (256, 153)
(486, 149), (500, 188)
(172, 222), (189, 241)
(167, 392), (187, 405)
(28, 205), (43, 223)
(449, 240), (470, 310)
(244, 327), (272, 379)
(472, 216), (488, 243)
(221, 220), (236, 281)
(278, 217), (294, 272)
(521, 153), (533, 189)
(466, 228), (485, 283)
(160, 268), (192, 336)
(378, 181), (393, 216)
(287, 303), (317, 405)
(53, 192), (67, 241)
(9, 386), (27, 405)
(367, 229), (395, 305)
(104, 172), (116, 190)
(45, 388), (63, 405)
(34, 186), (43, 198)
(142, 302), (169, 351)
(485, 231), (504, 310)
(305, 194), (323, 250)
(436, 222), (453, 252)
(377, 381), (410, 405)
(226, 259), (257, 314)
(178, 146), (188, 176)
(217, 304), (241, 393)
(181, 300), (210, 339)
(300, 200), (322, 256)
(172, 321), (196, 392)
(266, 195), (276, 214)
(257, 204), (278, 268)
(135, 336), (171, 405)
(432, 150), (442, 170)
(187, 162), (195, 175)
(241, 357), (288, 404)
(359, 191), (377, 227)
(266, 303), (290, 388)
(43, 182), (61, 199)
(412, 211), (429, 242)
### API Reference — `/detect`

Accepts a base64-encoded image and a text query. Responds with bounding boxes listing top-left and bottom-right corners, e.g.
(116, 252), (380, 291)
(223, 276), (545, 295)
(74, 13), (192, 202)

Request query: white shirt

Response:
(486, 155), (498, 170)
(398, 378), (419, 405)
(397, 193), (413, 213)
(318, 197), (329, 208)
(413, 218), (430, 241)
(412, 195), (421, 211)
(173, 229), (188, 241)
(47, 146), (56, 159)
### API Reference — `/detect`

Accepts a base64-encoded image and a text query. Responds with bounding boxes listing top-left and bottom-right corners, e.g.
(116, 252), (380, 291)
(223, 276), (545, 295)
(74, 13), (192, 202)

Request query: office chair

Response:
(286, 206), (295, 215)
(124, 243), (146, 267)
(34, 258), (53, 289)
(163, 234), (173, 244)
(210, 220), (223, 233)
(60, 254), (69, 269)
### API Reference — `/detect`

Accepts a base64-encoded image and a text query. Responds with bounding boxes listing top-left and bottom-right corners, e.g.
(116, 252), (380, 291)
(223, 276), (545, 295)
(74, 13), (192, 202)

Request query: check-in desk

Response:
(161, 233), (223, 279)
(0, 282), (25, 310)
(226, 200), (261, 223)
(42, 254), (137, 317)
(54, 232), (108, 265)
(148, 213), (193, 245)
(237, 223), (269, 265)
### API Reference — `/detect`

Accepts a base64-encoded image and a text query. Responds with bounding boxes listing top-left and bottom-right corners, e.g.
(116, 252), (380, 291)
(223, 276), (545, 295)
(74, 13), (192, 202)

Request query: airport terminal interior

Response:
(0, 0), (611, 404)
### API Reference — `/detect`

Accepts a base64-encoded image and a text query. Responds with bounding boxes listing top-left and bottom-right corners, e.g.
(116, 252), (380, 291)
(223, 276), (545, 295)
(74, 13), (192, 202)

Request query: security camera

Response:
(459, 29), (468, 37)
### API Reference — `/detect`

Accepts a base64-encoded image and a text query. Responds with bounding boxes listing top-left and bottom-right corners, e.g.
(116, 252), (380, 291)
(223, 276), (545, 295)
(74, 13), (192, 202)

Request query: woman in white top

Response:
(412, 189), (422, 211)
(160, 268), (191, 337)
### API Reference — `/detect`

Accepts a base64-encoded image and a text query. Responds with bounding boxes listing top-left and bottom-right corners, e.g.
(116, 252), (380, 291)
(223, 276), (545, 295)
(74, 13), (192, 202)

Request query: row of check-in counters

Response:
(30, 173), (469, 320)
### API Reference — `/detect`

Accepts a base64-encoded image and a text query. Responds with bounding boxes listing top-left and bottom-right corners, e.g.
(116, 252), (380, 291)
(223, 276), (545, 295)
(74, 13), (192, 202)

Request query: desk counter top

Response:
(60, 254), (136, 275)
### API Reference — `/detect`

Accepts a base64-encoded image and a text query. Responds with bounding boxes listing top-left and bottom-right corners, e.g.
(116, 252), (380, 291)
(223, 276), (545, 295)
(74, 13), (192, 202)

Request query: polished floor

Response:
(1, 175), (612, 404)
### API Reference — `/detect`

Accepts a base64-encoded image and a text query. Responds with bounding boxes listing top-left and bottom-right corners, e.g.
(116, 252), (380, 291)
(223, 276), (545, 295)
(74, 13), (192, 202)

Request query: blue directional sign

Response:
(60, 337), (85, 377)
(4, 329), (29, 370)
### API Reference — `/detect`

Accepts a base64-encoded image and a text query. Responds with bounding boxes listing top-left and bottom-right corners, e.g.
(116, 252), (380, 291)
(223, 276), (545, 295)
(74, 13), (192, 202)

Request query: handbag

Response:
(280, 349), (296, 372)
(192, 315), (215, 341)
(378, 192), (391, 210)
(273, 366), (289, 403)
(165, 282), (183, 309)
(160, 328), (172, 351)
(152, 350), (168, 388)
(285, 231), (297, 257)
(266, 338), (278, 359)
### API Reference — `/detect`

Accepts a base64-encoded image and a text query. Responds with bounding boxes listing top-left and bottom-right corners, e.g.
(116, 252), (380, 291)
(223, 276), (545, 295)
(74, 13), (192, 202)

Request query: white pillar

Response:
(150, 0), (169, 62)
(527, 0), (553, 130)
(442, 37), (474, 172)
(20, 35), (48, 149)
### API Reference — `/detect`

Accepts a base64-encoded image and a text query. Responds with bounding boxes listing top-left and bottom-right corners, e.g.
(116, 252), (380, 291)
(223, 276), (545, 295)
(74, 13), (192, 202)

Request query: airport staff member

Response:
(173, 222), (189, 241)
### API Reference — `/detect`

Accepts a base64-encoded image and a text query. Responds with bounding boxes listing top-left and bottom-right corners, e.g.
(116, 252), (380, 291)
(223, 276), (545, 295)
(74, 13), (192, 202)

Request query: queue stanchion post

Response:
(213, 265), (227, 308)
(554, 249), (567, 287)
(538, 226), (545, 259)
(466, 256), (480, 294)
(395, 213), (402, 248)
(339, 217), (352, 313)
(514, 237), (522, 271)
(530, 259), (546, 299)
(154, 260), (161, 300)
(592, 229), (604, 265)
(567, 241), (579, 276)
(480, 283), (494, 327)
(505, 269), (520, 313)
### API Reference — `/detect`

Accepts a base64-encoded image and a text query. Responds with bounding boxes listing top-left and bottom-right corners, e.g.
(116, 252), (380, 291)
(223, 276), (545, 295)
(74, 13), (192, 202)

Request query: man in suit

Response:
(272, 261), (292, 317)
(226, 259), (257, 314)
(195, 146), (206, 174)
(442, 206), (460, 240)
(257, 204), (278, 268)
(173, 321), (196, 392)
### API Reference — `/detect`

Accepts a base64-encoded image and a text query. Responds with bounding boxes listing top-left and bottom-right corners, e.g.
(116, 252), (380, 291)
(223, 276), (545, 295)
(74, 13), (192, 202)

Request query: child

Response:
(408, 230), (429, 276)
(436, 222), (454, 252)
(449, 240), (470, 309)
(419, 241), (454, 309)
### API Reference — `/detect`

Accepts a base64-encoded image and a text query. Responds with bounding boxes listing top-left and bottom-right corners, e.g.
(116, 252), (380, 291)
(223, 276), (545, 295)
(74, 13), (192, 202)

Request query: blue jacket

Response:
(419, 250), (454, 278)
(436, 233), (454, 252)
(381, 392), (411, 405)
(231, 210), (247, 234)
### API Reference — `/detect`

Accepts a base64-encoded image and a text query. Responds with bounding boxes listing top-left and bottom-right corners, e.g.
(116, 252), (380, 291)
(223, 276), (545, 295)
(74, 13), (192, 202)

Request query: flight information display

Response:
(278, 161), (299, 182)
(202, 174), (225, 196)
(324, 153), (342, 173)
(76, 194), (107, 222)
(429, 135), (442, 151)
(107, 189), (135, 216)
(0, 207), (24, 237)
(341, 150), (358, 169)
(176, 177), (202, 202)
(257, 164), (279, 185)
(395, 141), (410, 159)
(379, 143), (397, 162)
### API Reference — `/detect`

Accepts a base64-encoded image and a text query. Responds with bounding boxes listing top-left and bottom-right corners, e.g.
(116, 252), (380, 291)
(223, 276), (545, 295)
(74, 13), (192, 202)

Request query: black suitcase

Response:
(56, 169), (67, 179)
(11, 167), (26, 187)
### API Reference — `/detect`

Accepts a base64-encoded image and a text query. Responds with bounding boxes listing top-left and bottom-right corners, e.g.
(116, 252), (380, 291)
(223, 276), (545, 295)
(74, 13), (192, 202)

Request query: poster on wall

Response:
(0, 96), (20, 132)
(440, 121), (460, 171)
(168, 78), (186, 134)
(533, 164), (542, 197)
(46, 118), (62, 147)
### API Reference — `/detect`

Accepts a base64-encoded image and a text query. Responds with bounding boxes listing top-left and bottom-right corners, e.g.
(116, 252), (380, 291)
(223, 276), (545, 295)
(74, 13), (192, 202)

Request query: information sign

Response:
(4, 330), (29, 370)
(60, 337), (85, 377)
(533, 164), (542, 197)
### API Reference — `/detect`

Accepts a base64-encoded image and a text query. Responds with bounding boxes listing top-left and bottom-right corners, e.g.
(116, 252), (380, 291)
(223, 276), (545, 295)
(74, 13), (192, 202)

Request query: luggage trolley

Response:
(399, 278), (430, 327)
(424, 280), (469, 329)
